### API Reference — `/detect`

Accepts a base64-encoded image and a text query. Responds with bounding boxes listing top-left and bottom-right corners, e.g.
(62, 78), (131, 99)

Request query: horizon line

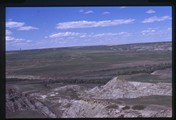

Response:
(6, 40), (171, 52)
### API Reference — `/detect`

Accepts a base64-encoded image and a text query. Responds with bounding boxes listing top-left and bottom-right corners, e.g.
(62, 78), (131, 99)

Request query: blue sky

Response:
(6, 6), (172, 50)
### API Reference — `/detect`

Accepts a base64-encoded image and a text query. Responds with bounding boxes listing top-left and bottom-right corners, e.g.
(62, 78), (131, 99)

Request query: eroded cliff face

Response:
(84, 77), (171, 99)
(6, 88), (56, 118)
(6, 77), (172, 118)
(61, 99), (172, 118)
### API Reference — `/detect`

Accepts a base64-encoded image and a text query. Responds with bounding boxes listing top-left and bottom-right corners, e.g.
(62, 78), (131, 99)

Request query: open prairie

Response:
(6, 41), (172, 83)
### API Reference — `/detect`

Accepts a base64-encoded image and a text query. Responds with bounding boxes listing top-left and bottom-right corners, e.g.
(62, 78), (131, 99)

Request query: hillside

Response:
(6, 41), (172, 118)
(6, 41), (172, 84)
(6, 76), (172, 118)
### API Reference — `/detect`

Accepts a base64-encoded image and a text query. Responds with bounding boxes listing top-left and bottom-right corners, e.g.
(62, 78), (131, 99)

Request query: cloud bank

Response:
(102, 12), (110, 15)
(79, 10), (94, 14)
(56, 19), (135, 29)
(142, 16), (171, 23)
(146, 9), (156, 14)
(6, 21), (38, 31)
(49, 31), (130, 39)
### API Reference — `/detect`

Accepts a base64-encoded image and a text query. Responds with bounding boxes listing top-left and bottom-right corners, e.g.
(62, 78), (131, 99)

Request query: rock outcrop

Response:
(6, 87), (56, 118)
(60, 99), (172, 118)
(6, 77), (172, 118)
(85, 77), (171, 99)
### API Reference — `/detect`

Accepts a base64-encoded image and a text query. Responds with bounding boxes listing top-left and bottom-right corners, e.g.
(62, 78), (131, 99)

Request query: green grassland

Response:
(6, 110), (46, 118)
(6, 41), (172, 84)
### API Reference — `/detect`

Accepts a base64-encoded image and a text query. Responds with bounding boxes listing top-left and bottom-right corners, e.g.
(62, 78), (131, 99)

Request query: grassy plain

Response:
(6, 41), (172, 84)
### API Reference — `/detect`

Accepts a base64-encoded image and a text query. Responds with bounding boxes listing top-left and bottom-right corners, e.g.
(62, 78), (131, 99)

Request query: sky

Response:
(6, 6), (172, 51)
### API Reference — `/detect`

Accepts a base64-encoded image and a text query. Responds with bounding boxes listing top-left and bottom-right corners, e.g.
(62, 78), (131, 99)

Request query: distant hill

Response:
(6, 41), (171, 52)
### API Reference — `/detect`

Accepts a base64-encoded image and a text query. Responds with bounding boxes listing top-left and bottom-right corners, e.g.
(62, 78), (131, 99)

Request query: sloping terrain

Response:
(6, 41), (172, 83)
(6, 41), (172, 118)
(84, 77), (171, 99)
(6, 76), (172, 118)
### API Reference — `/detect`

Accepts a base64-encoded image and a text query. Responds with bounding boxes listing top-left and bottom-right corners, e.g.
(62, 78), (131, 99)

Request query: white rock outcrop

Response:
(85, 77), (172, 99)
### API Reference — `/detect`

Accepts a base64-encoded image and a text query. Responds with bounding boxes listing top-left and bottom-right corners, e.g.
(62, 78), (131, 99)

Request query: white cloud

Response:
(146, 9), (156, 14)
(142, 16), (171, 23)
(6, 36), (15, 41)
(141, 28), (158, 35)
(102, 11), (110, 15)
(6, 21), (25, 28)
(6, 20), (34, 47)
(56, 18), (135, 29)
(167, 27), (172, 31)
(6, 20), (39, 31)
(18, 26), (39, 31)
(6, 30), (12, 35)
(141, 27), (171, 36)
(6, 35), (31, 47)
(93, 32), (130, 37)
(79, 10), (94, 14)
(48, 31), (131, 39)
(84, 10), (94, 14)
(6, 29), (29, 44)
(6, 36), (24, 42)
(49, 32), (85, 38)
(79, 9), (84, 12)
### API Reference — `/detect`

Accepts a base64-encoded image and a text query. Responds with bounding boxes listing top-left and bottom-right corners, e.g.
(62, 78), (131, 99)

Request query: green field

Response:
(6, 41), (172, 84)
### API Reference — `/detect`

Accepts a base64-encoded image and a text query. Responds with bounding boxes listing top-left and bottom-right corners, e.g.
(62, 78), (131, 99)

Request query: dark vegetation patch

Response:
(105, 104), (119, 109)
(122, 105), (130, 110)
(6, 110), (46, 118)
(118, 95), (172, 108)
(118, 114), (124, 118)
(131, 105), (146, 110)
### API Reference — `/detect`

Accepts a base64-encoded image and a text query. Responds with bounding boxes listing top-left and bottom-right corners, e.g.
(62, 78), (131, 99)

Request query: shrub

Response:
(118, 114), (124, 118)
(122, 105), (130, 110)
(132, 104), (146, 110)
(105, 104), (119, 109)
